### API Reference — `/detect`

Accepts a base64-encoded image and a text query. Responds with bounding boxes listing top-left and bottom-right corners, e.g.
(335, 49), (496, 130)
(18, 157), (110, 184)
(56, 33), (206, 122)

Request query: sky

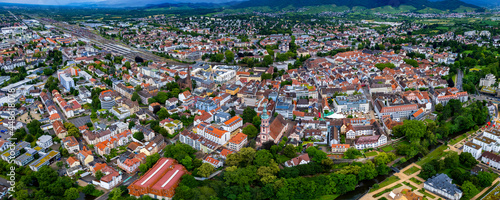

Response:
(0, 0), (241, 6)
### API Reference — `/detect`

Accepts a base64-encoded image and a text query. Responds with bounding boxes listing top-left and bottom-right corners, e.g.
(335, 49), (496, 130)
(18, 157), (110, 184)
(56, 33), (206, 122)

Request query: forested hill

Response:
(232, 0), (481, 11)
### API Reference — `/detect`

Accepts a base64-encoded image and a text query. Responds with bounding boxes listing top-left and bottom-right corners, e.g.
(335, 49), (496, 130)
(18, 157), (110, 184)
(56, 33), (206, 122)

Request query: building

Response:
(472, 136), (499, 153)
(92, 163), (122, 190)
(463, 142), (482, 159)
(63, 136), (80, 154)
(196, 123), (231, 145)
(179, 131), (219, 154)
(353, 134), (387, 150)
(333, 94), (370, 113)
(203, 156), (223, 168)
(100, 90), (116, 110)
(59, 74), (75, 91)
(53, 120), (68, 139)
(111, 106), (131, 120)
(222, 116), (243, 133)
(424, 174), (462, 200)
(117, 152), (146, 174)
(227, 132), (247, 152)
(140, 135), (166, 156)
(481, 151), (500, 169)
(284, 154), (310, 167)
(331, 144), (350, 153)
(29, 151), (61, 171)
(480, 74), (496, 87)
(256, 106), (288, 146)
(128, 158), (189, 200)
(36, 135), (53, 149)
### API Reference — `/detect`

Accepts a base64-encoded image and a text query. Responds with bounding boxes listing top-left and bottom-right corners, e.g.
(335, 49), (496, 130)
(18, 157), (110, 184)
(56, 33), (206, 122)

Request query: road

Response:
(456, 69), (464, 91)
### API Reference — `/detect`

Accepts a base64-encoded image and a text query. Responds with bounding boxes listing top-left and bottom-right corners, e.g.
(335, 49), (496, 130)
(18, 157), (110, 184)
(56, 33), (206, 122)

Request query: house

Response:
(481, 151), (500, 170)
(67, 156), (81, 168)
(196, 122), (231, 145)
(227, 132), (247, 152)
(92, 163), (122, 190)
(77, 146), (94, 166)
(463, 142), (482, 159)
(63, 136), (80, 154)
(53, 120), (67, 139)
(128, 158), (189, 199)
(424, 174), (462, 200)
(0, 139), (11, 152)
(331, 144), (350, 153)
(29, 151), (61, 171)
(117, 152), (146, 174)
(284, 154), (310, 167)
(353, 134), (387, 150)
(203, 156), (223, 168)
(140, 135), (166, 156)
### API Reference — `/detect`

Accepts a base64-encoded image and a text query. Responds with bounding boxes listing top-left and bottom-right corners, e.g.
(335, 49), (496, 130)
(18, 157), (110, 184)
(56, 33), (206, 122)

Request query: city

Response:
(0, 0), (499, 200)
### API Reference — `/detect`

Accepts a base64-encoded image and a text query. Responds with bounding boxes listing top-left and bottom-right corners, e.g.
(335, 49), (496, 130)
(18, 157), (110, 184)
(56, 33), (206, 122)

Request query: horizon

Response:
(0, 0), (244, 7)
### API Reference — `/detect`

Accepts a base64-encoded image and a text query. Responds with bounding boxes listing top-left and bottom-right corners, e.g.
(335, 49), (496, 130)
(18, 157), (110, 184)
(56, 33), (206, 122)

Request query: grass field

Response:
(416, 145), (449, 166)
(410, 177), (422, 185)
(365, 151), (379, 157)
(381, 146), (395, 152)
(403, 166), (420, 176)
(418, 189), (436, 199)
(402, 181), (417, 190)
(370, 176), (401, 193)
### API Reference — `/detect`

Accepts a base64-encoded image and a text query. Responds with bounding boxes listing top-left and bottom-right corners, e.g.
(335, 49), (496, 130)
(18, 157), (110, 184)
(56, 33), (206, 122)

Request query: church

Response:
(256, 105), (289, 146)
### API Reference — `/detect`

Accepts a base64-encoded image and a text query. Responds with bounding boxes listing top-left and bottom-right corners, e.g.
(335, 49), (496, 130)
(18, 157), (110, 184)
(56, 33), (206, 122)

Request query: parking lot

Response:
(0, 126), (12, 140)
(69, 115), (91, 128)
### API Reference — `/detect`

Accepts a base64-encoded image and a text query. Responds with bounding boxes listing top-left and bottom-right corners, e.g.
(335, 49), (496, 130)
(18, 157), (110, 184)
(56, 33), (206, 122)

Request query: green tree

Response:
(95, 170), (104, 180)
(461, 181), (479, 200)
(242, 124), (259, 138)
(197, 163), (215, 177)
(225, 50), (235, 63)
(477, 171), (494, 188)
(64, 188), (79, 200)
(283, 145), (297, 158)
(459, 152), (478, 169)
(254, 150), (274, 167)
(133, 132), (144, 141)
(108, 187), (124, 200)
(344, 148), (362, 159)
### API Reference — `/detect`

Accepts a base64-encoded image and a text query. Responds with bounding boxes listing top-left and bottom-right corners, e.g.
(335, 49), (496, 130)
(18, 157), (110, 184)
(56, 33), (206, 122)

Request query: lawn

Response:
(450, 130), (475, 145)
(418, 189), (436, 199)
(370, 176), (401, 193)
(403, 166), (420, 176)
(365, 151), (379, 157)
(481, 181), (500, 200)
(416, 145), (449, 166)
(402, 181), (417, 190)
(276, 154), (292, 164)
(373, 183), (403, 198)
(410, 177), (423, 185)
(381, 146), (395, 152)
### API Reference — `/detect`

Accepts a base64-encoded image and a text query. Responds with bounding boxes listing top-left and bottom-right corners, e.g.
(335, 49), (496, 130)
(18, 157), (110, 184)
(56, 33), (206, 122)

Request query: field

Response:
(373, 183), (403, 198)
(381, 146), (395, 152)
(365, 151), (379, 157)
(410, 177), (422, 185)
(370, 176), (400, 193)
(402, 181), (417, 190)
(416, 145), (449, 166)
(403, 166), (420, 176)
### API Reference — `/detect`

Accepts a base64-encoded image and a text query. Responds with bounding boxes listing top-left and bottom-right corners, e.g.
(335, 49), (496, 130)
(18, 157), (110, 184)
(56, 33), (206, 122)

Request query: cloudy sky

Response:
(0, 0), (240, 6)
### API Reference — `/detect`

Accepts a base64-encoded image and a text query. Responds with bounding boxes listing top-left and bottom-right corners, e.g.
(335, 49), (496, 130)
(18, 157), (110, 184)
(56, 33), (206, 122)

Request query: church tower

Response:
(257, 104), (270, 145)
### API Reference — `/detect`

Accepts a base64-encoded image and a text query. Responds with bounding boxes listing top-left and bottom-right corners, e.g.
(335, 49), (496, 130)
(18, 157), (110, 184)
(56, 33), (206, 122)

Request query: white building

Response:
(473, 136), (500, 153)
(482, 151), (500, 170)
(353, 134), (387, 150)
(480, 74), (496, 87)
(36, 135), (53, 149)
(424, 174), (462, 200)
(463, 142), (482, 159)
(196, 122), (231, 145)
(111, 106), (131, 120)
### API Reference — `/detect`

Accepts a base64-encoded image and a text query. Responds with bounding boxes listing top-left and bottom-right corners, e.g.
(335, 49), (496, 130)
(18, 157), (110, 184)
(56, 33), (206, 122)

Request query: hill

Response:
(231, 0), (482, 12)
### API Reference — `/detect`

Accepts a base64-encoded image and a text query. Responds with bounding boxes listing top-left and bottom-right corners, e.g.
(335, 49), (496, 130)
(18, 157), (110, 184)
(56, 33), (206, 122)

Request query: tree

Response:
(392, 120), (426, 142)
(108, 187), (124, 200)
(344, 148), (362, 159)
(252, 115), (261, 128)
(82, 184), (97, 195)
(254, 150), (274, 167)
(283, 145), (297, 158)
(242, 125), (259, 138)
(64, 188), (79, 200)
(444, 152), (460, 169)
(462, 181), (479, 200)
(435, 103), (444, 112)
(242, 107), (257, 124)
(257, 160), (280, 184)
(198, 163), (215, 177)
(477, 171), (494, 188)
(305, 147), (327, 162)
(459, 152), (478, 169)
(95, 170), (104, 180)
(133, 132), (144, 141)
(225, 50), (235, 63)
(374, 152), (396, 166)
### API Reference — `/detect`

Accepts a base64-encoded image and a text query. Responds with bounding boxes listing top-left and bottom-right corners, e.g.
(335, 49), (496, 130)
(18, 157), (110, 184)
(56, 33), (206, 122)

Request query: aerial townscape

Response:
(1, 0), (500, 200)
